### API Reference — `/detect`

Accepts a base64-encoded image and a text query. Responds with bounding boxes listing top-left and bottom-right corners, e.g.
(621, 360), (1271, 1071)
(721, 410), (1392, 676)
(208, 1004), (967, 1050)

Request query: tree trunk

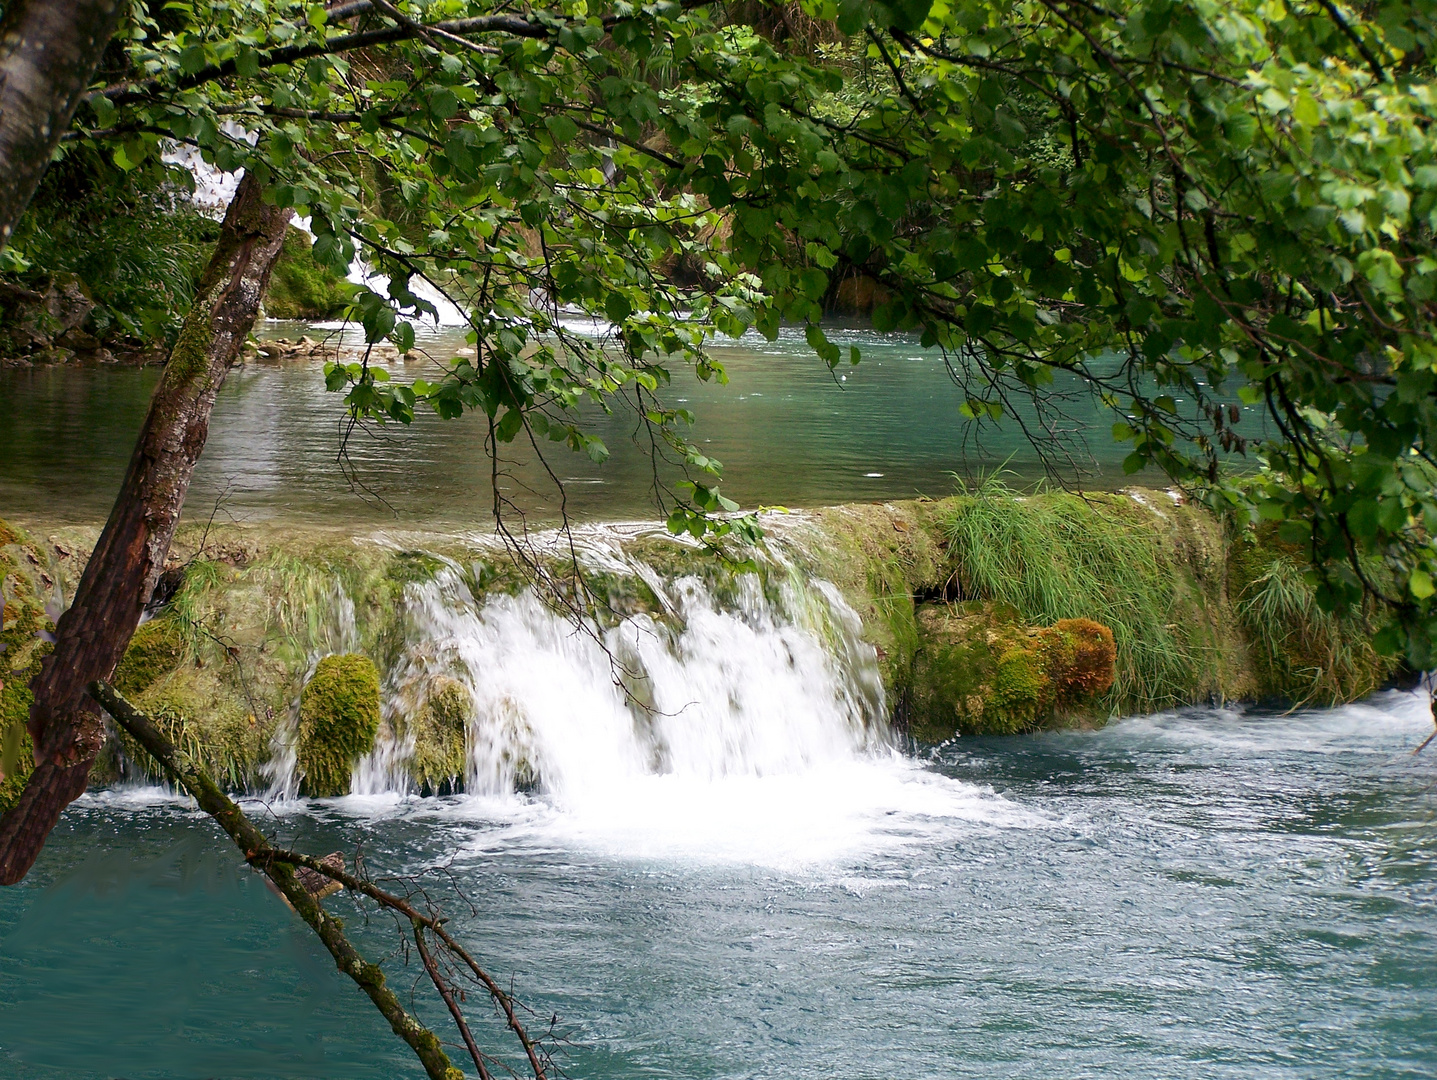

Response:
(0, 0), (128, 247)
(0, 172), (292, 884)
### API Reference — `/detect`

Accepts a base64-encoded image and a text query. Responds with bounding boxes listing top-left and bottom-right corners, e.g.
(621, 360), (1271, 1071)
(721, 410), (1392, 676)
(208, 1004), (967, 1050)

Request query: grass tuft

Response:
(943, 475), (1204, 713)
(1236, 552), (1394, 707)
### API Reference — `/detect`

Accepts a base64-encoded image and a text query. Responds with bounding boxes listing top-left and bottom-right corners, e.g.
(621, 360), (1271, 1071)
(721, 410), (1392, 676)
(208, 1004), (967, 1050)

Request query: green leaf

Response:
(1410, 569), (1434, 600)
(545, 115), (579, 144)
(393, 322), (415, 354)
(495, 407), (523, 442)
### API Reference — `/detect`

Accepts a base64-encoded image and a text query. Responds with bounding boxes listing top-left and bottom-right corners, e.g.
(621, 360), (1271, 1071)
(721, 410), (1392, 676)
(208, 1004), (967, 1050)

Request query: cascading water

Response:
(252, 532), (1031, 865)
(354, 562), (889, 804)
(336, 549), (1018, 866)
(264, 578), (363, 800)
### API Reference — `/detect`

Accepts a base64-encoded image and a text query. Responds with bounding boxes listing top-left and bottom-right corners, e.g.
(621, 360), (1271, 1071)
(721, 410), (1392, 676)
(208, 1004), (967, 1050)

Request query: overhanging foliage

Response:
(37, 0), (1437, 661)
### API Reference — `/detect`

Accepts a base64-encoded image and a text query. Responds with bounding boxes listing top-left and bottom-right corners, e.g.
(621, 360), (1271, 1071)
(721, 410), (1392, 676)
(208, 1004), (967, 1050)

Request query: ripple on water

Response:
(1, 693), (1433, 1079)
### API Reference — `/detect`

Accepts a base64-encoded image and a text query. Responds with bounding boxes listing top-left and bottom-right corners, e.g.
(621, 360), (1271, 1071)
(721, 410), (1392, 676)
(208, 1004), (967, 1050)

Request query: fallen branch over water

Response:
(88, 678), (547, 1080)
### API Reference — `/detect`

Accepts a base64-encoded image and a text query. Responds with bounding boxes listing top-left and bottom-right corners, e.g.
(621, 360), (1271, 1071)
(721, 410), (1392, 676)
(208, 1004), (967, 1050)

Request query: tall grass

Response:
(943, 475), (1204, 712)
(1236, 556), (1390, 706)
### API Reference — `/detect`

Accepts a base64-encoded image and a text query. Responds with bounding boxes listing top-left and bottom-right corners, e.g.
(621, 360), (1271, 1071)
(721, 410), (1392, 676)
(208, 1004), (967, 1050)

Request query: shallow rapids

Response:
(2, 691), (1433, 1079)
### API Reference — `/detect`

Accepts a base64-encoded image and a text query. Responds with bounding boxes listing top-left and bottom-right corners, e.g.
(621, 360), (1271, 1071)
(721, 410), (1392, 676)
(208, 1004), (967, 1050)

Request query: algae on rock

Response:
(1, 520), (60, 814)
(298, 653), (382, 797)
(910, 604), (1117, 739)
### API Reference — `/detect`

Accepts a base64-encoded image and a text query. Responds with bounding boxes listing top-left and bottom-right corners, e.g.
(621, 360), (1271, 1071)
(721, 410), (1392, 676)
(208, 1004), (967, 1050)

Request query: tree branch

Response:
(88, 680), (464, 1080)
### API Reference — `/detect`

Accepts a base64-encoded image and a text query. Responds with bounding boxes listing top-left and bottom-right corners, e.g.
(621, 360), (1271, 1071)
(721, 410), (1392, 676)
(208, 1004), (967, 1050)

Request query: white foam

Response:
(338, 560), (1038, 867)
(465, 754), (1044, 869)
(1109, 689), (1434, 755)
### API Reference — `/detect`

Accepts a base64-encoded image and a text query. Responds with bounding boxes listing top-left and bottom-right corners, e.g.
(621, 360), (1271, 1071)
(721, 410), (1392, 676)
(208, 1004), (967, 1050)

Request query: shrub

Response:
(4, 150), (218, 347)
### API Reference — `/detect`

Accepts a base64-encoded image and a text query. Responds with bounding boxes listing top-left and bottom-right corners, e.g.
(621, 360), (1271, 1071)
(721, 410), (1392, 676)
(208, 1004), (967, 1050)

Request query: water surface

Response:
(2, 693), (1432, 1079)
(0, 322), (1176, 527)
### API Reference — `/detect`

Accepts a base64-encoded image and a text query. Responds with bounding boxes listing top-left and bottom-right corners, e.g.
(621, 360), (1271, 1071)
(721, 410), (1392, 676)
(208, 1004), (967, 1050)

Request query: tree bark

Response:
(0, 172), (292, 884)
(0, 0), (128, 247)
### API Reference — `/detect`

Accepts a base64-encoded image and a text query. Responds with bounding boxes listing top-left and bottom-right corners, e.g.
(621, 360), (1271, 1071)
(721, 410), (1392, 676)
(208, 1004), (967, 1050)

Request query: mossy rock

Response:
(263, 228), (354, 320)
(801, 499), (955, 696)
(910, 603), (1116, 739)
(407, 678), (470, 794)
(1, 522), (56, 813)
(114, 618), (186, 696)
(113, 686), (269, 791)
(298, 653), (381, 797)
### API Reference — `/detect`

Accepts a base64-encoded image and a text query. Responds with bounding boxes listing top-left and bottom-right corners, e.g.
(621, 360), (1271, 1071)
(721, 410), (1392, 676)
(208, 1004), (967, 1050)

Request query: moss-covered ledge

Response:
(0, 485), (1405, 801)
(788, 483), (1400, 738)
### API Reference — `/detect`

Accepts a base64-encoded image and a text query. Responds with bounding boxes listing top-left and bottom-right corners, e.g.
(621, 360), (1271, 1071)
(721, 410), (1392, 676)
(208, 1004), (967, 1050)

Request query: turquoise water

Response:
(2, 693), (1433, 1079)
(0, 322), (1183, 527)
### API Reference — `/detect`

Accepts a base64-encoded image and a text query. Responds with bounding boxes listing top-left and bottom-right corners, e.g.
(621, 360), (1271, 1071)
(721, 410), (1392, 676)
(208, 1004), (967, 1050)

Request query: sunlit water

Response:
(0, 321), (1197, 527)
(2, 693), (1432, 1079)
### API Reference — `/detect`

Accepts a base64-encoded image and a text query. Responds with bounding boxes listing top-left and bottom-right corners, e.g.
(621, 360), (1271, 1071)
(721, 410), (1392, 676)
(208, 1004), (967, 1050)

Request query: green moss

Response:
(406, 679), (470, 794)
(116, 683), (267, 791)
(801, 500), (951, 696)
(164, 280), (219, 386)
(910, 604), (1118, 739)
(298, 653), (382, 797)
(263, 228), (353, 320)
(114, 618), (186, 696)
(1, 521), (55, 812)
(989, 645), (1049, 728)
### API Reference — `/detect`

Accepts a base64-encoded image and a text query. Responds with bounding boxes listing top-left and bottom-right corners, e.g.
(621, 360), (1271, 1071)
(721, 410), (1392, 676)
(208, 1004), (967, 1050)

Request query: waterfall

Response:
(164, 140), (470, 327)
(345, 262), (470, 327)
(349, 562), (889, 804)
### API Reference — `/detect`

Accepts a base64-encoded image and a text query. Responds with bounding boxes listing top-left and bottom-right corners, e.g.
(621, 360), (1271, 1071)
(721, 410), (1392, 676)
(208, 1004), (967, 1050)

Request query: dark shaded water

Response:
(2, 693), (1433, 1079)
(0, 322), (1176, 527)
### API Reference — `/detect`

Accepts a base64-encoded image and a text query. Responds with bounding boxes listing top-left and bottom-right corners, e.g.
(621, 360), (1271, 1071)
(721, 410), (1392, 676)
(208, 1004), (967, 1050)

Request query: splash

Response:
(361, 565), (890, 803)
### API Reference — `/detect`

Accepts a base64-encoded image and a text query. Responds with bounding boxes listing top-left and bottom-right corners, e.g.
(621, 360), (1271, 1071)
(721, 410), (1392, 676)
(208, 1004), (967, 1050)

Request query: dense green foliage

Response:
(2, 151), (218, 347)
(30, 0), (1437, 659)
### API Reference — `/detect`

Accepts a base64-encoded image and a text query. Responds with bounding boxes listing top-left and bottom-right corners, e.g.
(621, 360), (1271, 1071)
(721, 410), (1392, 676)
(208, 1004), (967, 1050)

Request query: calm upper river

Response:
(0, 320), (1183, 527)
(0, 693), (1432, 1078)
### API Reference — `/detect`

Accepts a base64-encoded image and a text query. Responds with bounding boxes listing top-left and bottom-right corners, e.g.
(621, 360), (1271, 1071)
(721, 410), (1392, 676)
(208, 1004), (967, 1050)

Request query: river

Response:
(0, 692), (1433, 1078)
(0, 323), (1430, 1079)
(0, 320), (1176, 526)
